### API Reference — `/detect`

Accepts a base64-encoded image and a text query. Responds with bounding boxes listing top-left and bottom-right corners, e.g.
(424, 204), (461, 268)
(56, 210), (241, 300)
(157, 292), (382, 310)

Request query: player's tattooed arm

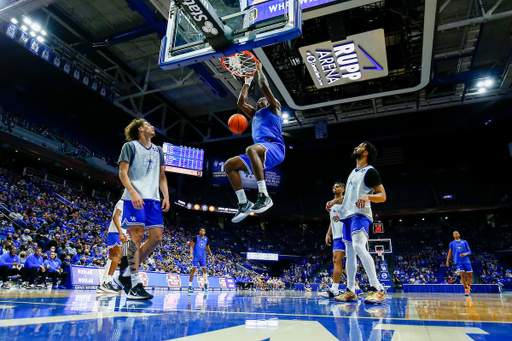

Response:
(326, 195), (344, 211)
(256, 62), (281, 114)
(238, 77), (256, 118)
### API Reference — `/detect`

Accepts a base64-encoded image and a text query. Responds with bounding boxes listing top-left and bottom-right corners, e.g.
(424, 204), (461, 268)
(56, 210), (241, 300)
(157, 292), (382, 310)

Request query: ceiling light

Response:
(282, 113), (289, 119)
(283, 119), (289, 124)
(31, 23), (41, 32)
(484, 79), (493, 87)
(41, 30), (47, 36)
(36, 36), (44, 43)
(22, 17), (31, 25)
(29, 31), (36, 37)
(20, 25), (27, 31)
(476, 81), (484, 87)
(478, 87), (486, 94)
(10, 18), (18, 24)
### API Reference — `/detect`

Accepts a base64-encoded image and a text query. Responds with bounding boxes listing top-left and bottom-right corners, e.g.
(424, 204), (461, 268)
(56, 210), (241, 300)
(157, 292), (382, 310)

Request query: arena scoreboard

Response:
(163, 143), (204, 177)
(246, 252), (279, 261)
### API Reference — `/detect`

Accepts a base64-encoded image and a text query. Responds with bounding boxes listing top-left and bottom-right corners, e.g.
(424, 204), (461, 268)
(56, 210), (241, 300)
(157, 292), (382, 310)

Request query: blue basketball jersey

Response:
(449, 239), (471, 264)
(193, 235), (208, 259)
(252, 107), (284, 145)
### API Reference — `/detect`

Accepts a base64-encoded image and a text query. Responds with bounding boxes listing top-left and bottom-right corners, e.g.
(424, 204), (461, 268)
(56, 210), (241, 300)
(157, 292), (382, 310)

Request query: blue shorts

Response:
(333, 238), (345, 252)
(121, 199), (164, 229)
(107, 232), (123, 248)
(342, 215), (372, 243)
(192, 258), (206, 268)
(237, 141), (285, 175)
(456, 263), (473, 273)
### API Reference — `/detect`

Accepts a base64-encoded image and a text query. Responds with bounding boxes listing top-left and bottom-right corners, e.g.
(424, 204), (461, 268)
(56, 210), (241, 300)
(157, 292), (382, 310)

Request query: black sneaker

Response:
(231, 201), (254, 223)
(97, 282), (119, 294)
(127, 283), (154, 300)
(1, 283), (10, 289)
(118, 275), (132, 294)
(319, 288), (338, 299)
(251, 193), (273, 214)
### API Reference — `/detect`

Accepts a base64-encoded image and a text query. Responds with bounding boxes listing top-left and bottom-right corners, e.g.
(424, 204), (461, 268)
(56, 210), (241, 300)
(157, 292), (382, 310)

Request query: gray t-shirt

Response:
(118, 141), (165, 201)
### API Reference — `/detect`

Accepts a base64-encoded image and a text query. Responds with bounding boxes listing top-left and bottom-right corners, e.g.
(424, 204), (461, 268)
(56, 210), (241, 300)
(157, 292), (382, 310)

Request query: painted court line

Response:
(0, 312), (161, 327)
(407, 298), (420, 320)
(1, 300), (511, 325)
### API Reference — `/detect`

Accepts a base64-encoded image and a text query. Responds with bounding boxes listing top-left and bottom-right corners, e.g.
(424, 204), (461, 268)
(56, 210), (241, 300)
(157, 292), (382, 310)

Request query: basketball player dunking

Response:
(224, 62), (285, 223)
(326, 142), (388, 304)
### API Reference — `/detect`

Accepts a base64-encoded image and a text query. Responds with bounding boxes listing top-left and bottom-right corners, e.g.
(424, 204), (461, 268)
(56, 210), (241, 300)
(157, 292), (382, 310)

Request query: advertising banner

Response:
(70, 266), (236, 290)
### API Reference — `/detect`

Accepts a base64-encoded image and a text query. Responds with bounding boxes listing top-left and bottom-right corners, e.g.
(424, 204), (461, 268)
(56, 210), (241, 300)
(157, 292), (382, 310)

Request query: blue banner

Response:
(29, 38), (41, 56)
(211, 157), (282, 190)
(52, 52), (62, 69)
(63, 59), (72, 75)
(70, 266), (236, 290)
(41, 45), (52, 62)
(5, 23), (18, 39)
(18, 31), (30, 46)
(73, 67), (82, 81)
(82, 73), (91, 87)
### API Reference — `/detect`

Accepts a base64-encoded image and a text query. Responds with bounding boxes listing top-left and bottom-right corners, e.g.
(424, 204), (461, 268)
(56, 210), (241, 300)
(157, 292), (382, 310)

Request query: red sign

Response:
(166, 274), (181, 287)
(197, 276), (205, 288)
(219, 278), (227, 288)
(139, 272), (149, 286)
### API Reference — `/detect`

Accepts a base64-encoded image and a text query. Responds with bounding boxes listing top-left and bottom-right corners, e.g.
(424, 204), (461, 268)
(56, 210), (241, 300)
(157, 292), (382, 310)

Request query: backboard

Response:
(159, 0), (302, 70)
(367, 238), (392, 255)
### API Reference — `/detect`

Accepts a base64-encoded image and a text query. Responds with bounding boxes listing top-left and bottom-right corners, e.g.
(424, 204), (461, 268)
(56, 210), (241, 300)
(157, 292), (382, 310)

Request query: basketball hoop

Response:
(221, 51), (258, 78)
(376, 249), (384, 261)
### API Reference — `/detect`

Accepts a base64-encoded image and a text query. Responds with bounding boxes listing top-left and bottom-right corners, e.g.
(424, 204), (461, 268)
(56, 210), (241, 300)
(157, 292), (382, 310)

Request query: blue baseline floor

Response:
(0, 289), (511, 340)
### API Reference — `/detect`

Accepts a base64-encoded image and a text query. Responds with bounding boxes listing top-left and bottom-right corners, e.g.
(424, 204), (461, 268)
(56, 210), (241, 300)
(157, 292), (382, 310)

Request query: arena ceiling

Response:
(1, 0), (511, 145)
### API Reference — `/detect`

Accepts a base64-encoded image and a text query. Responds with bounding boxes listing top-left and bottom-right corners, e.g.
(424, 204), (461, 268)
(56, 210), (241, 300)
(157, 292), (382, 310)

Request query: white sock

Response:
(345, 243), (357, 293)
(332, 283), (339, 293)
(235, 189), (247, 204)
(257, 180), (268, 197)
(203, 274), (208, 285)
(102, 260), (112, 282)
(123, 267), (130, 277)
(188, 279), (192, 287)
(131, 273), (139, 287)
(352, 232), (384, 292)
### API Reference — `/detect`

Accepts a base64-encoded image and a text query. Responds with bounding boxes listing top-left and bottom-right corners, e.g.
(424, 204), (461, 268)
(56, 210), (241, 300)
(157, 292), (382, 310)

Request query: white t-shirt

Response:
(108, 200), (127, 234)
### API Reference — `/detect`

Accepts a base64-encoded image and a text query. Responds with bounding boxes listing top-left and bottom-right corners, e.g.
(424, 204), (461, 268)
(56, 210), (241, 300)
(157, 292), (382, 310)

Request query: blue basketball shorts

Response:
(237, 141), (285, 175)
(192, 258), (207, 268)
(333, 238), (345, 252)
(122, 199), (164, 229)
(341, 214), (373, 244)
(107, 232), (123, 248)
(456, 263), (473, 273)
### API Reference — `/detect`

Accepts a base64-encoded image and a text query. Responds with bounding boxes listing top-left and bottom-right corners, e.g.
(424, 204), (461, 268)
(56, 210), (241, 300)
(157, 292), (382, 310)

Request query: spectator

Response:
(0, 246), (22, 289)
(44, 252), (68, 289)
(24, 247), (47, 288)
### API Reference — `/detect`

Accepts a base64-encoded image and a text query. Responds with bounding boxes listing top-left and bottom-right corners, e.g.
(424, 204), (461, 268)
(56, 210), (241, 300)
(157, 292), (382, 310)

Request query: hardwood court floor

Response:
(0, 289), (511, 340)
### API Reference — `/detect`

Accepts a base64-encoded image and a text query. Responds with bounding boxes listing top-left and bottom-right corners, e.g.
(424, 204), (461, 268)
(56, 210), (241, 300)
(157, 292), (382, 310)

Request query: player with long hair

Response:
(224, 62), (285, 223)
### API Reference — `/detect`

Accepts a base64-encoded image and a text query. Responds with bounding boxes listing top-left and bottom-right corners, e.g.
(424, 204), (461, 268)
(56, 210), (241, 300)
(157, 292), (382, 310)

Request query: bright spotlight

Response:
(41, 30), (47, 36)
(36, 36), (44, 43)
(29, 31), (36, 37)
(22, 17), (31, 25)
(283, 119), (289, 124)
(478, 87), (486, 94)
(10, 18), (18, 24)
(484, 79), (493, 87)
(282, 113), (289, 119)
(31, 23), (41, 32)
(20, 25), (27, 31)
(476, 81), (484, 87)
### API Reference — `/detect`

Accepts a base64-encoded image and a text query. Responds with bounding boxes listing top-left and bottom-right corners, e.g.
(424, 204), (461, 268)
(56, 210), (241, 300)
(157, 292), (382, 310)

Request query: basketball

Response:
(228, 114), (248, 133)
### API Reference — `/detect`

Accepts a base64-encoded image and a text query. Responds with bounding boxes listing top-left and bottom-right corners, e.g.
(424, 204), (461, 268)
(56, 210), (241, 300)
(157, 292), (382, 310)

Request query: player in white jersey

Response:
(320, 182), (346, 299)
(326, 142), (387, 304)
(97, 199), (128, 293)
(117, 119), (170, 300)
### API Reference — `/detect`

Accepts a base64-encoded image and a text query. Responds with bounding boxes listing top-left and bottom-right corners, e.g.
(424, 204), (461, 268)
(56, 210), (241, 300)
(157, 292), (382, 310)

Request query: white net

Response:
(222, 52), (257, 78)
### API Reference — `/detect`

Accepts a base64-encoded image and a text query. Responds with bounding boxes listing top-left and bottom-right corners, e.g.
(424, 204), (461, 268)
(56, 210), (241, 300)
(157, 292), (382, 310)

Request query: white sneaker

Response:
(319, 288), (339, 299)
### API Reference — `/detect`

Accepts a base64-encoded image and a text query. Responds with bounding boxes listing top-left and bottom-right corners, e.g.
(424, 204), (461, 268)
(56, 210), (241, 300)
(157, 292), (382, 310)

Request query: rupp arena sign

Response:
(299, 29), (388, 89)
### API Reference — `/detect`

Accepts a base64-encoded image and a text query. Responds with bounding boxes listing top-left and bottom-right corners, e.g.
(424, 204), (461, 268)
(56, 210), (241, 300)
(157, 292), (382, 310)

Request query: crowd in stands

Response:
(0, 105), (116, 165)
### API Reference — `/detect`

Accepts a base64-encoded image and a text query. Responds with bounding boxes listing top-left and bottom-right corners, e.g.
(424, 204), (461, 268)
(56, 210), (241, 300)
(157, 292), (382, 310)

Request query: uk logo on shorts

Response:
(166, 274), (181, 287)
(139, 272), (149, 286)
(130, 217), (136, 222)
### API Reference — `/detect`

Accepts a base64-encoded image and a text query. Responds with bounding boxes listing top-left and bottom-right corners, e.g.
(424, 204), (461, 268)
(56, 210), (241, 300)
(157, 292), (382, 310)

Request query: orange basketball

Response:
(228, 114), (248, 134)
